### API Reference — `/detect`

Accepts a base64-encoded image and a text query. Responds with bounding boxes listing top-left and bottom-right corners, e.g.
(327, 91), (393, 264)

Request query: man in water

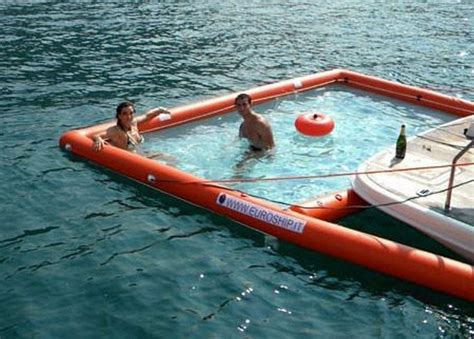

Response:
(93, 101), (170, 152)
(235, 93), (275, 151)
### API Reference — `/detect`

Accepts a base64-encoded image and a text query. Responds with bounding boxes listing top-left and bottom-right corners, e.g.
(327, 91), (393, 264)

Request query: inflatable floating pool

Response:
(60, 69), (474, 301)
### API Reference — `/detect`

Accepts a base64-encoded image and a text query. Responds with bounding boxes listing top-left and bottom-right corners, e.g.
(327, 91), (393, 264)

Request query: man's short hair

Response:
(235, 93), (252, 105)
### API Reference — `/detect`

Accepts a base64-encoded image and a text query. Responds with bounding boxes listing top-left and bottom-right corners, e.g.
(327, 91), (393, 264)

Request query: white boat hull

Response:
(353, 116), (474, 263)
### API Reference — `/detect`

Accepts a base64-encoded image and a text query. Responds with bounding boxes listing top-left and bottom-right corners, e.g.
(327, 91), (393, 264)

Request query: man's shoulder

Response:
(256, 114), (270, 124)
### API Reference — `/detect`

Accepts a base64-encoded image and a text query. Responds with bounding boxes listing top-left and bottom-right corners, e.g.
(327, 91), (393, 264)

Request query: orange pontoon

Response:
(59, 69), (474, 301)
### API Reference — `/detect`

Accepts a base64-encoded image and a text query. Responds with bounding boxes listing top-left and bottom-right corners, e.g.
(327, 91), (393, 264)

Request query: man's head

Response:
(235, 93), (252, 117)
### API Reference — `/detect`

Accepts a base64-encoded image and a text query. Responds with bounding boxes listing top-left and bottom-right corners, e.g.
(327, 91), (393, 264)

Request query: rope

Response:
(243, 178), (474, 210)
(150, 161), (474, 212)
(417, 135), (469, 150)
(165, 175), (474, 211)
(195, 161), (474, 185)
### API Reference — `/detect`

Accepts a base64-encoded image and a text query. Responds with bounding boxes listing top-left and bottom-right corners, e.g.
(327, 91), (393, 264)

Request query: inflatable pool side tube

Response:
(339, 69), (473, 117)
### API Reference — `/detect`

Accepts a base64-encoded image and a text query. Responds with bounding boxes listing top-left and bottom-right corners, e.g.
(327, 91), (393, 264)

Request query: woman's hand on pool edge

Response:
(146, 107), (171, 119)
(93, 136), (105, 151)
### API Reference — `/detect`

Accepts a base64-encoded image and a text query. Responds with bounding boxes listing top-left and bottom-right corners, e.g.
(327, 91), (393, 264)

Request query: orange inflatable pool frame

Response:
(60, 69), (474, 301)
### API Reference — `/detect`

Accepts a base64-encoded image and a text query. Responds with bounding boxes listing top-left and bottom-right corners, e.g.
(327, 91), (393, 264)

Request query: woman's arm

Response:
(92, 128), (113, 151)
(92, 133), (107, 151)
(135, 107), (171, 124)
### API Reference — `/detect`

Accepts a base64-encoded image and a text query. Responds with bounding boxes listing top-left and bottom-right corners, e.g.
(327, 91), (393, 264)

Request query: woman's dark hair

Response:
(115, 101), (135, 130)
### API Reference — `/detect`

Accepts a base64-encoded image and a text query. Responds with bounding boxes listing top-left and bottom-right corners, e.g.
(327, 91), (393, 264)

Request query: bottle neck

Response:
(400, 125), (406, 136)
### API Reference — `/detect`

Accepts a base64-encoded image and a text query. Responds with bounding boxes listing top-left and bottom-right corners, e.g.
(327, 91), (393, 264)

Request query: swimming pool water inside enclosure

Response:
(141, 85), (454, 205)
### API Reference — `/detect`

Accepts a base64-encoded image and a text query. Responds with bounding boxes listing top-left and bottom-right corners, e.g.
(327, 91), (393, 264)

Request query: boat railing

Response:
(444, 123), (474, 212)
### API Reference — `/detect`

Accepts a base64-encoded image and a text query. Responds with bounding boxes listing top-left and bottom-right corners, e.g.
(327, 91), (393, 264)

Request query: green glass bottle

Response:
(395, 124), (407, 159)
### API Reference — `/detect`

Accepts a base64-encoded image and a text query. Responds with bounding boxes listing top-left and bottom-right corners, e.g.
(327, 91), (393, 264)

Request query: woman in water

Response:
(93, 101), (171, 152)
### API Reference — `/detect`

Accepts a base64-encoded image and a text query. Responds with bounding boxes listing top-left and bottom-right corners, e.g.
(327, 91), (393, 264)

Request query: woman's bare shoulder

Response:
(105, 125), (121, 136)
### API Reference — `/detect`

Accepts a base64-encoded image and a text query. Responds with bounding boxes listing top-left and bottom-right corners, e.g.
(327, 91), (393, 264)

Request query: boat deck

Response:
(360, 116), (474, 226)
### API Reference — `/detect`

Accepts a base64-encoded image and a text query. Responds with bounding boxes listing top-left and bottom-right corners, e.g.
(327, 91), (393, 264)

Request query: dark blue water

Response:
(1, 2), (473, 338)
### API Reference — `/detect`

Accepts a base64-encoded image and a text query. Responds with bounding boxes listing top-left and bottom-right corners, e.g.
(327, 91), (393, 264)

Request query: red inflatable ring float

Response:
(295, 113), (335, 137)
